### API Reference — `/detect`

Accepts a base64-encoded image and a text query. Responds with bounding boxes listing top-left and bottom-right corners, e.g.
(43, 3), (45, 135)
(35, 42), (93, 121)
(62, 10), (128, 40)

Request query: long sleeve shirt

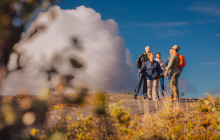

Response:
(136, 53), (149, 69)
(155, 58), (165, 76)
(141, 60), (162, 80)
(165, 57), (170, 67)
(165, 54), (181, 75)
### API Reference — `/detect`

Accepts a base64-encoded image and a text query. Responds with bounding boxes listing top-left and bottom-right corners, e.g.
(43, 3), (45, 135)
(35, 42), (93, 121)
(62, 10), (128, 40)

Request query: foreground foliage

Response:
(0, 93), (220, 140)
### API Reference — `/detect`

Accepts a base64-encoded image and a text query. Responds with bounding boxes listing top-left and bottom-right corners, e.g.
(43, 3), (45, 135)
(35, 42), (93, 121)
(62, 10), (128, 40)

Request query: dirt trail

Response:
(44, 95), (198, 128)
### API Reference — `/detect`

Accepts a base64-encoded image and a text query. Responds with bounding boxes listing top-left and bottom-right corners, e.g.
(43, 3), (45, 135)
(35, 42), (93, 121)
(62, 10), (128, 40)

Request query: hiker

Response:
(140, 53), (161, 100)
(165, 49), (173, 82)
(155, 52), (166, 99)
(134, 46), (151, 99)
(165, 49), (183, 80)
(164, 45), (182, 101)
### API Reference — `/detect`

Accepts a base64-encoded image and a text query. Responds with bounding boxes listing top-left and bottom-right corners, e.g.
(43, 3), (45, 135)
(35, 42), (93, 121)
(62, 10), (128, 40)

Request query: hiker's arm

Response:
(140, 63), (146, 73)
(157, 62), (162, 75)
(136, 55), (142, 69)
(161, 61), (165, 71)
(165, 55), (175, 75)
(165, 58), (169, 67)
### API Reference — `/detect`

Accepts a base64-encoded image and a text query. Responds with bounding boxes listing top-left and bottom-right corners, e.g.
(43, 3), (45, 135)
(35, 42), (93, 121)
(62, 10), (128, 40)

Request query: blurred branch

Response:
(0, 0), (58, 87)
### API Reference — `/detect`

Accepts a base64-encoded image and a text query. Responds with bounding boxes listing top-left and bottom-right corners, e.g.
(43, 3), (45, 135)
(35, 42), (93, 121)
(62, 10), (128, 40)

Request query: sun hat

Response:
(172, 45), (180, 50)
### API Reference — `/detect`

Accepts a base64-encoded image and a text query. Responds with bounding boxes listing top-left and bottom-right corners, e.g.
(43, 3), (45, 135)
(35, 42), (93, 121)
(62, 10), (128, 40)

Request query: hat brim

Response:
(171, 47), (180, 50)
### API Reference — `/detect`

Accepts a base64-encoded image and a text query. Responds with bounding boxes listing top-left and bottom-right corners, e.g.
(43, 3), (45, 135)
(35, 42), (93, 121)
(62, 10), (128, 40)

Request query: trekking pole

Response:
(164, 77), (166, 92)
(157, 76), (159, 99)
(164, 77), (167, 99)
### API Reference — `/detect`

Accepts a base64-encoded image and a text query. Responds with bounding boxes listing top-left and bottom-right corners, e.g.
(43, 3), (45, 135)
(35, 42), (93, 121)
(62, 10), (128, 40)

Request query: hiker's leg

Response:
(134, 73), (144, 97)
(174, 72), (180, 101)
(163, 77), (167, 98)
(143, 74), (147, 96)
(169, 74), (174, 99)
(159, 76), (165, 98)
(170, 72), (180, 101)
(153, 79), (159, 99)
(143, 76), (148, 98)
(147, 80), (152, 99)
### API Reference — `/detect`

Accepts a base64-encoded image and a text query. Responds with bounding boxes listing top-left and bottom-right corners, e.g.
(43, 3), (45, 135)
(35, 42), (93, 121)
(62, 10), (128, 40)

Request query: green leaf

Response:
(70, 59), (82, 68)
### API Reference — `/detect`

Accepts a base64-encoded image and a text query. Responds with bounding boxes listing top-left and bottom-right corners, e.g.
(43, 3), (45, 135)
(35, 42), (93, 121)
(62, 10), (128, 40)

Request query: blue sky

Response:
(54, 0), (220, 97)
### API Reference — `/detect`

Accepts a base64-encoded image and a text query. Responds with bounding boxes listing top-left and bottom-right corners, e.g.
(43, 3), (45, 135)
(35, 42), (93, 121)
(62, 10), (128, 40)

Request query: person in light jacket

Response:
(140, 53), (161, 100)
(155, 52), (166, 99)
(165, 49), (173, 82)
(164, 45), (182, 101)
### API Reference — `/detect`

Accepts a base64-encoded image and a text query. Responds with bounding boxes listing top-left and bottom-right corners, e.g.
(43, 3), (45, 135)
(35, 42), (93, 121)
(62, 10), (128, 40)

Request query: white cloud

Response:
(3, 6), (136, 94)
(188, 2), (220, 16)
(216, 34), (220, 36)
(194, 19), (220, 25)
(156, 29), (188, 37)
(128, 21), (188, 28)
(200, 62), (220, 65)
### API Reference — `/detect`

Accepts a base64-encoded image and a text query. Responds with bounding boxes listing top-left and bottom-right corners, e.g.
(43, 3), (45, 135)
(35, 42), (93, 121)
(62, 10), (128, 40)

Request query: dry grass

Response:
(0, 92), (219, 140)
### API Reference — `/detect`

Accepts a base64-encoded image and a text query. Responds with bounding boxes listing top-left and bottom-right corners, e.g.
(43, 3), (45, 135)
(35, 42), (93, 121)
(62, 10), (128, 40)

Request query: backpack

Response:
(176, 54), (186, 68)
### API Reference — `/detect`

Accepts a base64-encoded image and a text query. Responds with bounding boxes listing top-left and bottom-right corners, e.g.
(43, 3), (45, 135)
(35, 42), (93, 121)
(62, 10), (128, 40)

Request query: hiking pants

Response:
(134, 72), (147, 97)
(170, 72), (180, 100)
(159, 76), (165, 98)
(147, 79), (159, 99)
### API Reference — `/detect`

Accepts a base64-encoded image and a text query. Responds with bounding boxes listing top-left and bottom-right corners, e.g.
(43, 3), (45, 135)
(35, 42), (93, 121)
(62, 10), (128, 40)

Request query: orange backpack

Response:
(176, 54), (186, 68)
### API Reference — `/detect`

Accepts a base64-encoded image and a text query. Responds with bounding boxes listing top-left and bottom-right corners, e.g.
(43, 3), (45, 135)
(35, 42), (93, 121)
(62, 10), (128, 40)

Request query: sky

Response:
(5, 0), (219, 97)
(52, 0), (220, 97)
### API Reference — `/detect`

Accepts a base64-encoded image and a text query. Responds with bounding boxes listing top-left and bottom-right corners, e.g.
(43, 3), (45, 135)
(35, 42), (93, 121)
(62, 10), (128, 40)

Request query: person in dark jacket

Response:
(141, 53), (161, 100)
(134, 46), (151, 99)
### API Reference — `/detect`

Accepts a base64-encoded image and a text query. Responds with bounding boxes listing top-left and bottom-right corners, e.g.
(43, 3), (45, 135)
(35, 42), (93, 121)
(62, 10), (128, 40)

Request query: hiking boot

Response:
(163, 91), (166, 98)
(168, 98), (176, 101)
(165, 97), (177, 101)
(148, 98), (152, 100)
(160, 96), (166, 100)
(144, 95), (148, 99)
(134, 95), (137, 99)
